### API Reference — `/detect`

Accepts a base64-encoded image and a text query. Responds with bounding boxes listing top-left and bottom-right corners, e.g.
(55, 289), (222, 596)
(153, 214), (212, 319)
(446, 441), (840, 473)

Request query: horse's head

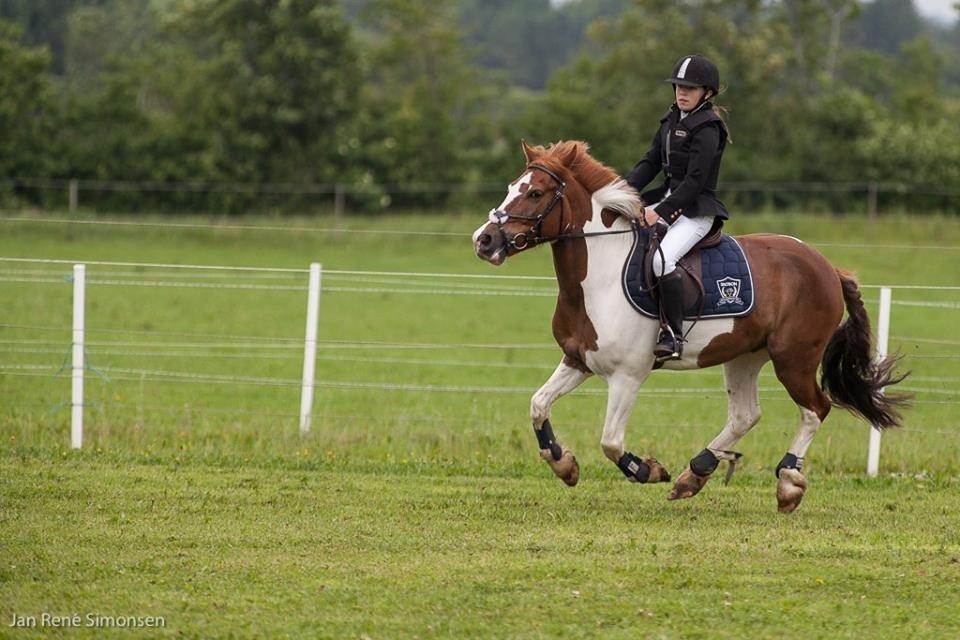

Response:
(473, 141), (585, 266)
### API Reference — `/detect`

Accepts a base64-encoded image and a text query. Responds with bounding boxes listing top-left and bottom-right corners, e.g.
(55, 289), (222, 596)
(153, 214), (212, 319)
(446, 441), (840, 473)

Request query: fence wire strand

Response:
(3, 254), (959, 462)
(5, 215), (960, 251)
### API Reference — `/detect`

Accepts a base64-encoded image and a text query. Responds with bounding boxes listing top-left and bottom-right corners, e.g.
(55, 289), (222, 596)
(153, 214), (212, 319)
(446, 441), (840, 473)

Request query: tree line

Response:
(1, 0), (958, 213)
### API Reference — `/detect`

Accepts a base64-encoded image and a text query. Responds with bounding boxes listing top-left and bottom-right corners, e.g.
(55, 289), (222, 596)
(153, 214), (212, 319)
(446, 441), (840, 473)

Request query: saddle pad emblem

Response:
(716, 277), (743, 306)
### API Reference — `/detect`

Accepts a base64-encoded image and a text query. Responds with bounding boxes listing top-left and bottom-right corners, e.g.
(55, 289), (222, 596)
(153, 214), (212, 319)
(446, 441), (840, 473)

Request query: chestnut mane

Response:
(526, 141), (621, 193)
(527, 140), (641, 219)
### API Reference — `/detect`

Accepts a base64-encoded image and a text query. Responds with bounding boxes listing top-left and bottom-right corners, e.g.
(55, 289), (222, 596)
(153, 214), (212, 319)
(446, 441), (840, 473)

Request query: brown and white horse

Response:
(472, 141), (908, 512)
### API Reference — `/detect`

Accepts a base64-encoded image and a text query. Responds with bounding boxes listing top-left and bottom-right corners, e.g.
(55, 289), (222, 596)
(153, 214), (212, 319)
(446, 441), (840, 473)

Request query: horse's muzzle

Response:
(474, 223), (507, 265)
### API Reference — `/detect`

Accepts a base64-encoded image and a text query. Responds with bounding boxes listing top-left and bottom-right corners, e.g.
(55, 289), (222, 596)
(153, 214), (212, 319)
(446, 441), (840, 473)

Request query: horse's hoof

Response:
(777, 468), (807, 513)
(644, 457), (671, 483)
(667, 466), (710, 500)
(541, 448), (579, 487)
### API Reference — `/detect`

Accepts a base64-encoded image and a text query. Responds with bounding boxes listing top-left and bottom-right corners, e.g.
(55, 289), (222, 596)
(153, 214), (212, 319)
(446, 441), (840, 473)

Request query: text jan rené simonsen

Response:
(8, 612), (166, 629)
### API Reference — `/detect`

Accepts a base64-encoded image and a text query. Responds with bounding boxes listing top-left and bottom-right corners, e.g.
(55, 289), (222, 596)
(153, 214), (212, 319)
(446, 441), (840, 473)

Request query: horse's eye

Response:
(529, 190), (544, 199)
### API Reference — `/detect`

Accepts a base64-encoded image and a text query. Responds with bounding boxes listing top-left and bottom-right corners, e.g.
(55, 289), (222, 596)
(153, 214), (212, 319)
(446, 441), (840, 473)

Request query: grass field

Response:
(1, 210), (959, 638)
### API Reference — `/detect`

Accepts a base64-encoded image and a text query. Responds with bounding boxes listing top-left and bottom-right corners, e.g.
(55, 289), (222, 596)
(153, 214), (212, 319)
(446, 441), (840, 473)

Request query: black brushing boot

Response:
(654, 270), (685, 362)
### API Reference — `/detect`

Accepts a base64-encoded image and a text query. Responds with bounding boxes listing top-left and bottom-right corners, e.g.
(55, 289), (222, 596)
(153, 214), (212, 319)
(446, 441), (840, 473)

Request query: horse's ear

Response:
(521, 139), (539, 163)
(555, 141), (580, 167)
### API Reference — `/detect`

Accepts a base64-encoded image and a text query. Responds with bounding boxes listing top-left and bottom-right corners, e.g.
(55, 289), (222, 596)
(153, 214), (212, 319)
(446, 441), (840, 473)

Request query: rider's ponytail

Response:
(710, 86), (732, 144)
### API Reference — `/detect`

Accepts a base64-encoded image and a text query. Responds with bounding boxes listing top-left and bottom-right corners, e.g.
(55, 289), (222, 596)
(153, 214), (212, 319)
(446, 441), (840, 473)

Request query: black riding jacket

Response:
(625, 101), (729, 224)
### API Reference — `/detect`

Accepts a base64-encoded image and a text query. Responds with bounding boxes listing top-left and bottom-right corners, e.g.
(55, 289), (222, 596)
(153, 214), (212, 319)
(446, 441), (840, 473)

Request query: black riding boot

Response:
(654, 270), (685, 362)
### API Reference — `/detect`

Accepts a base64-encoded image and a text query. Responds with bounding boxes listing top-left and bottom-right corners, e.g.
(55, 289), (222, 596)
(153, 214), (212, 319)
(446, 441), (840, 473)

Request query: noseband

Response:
(488, 164), (566, 250)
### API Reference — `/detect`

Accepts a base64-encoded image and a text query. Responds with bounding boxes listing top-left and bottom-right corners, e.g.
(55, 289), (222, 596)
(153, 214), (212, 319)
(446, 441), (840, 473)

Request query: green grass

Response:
(1, 210), (959, 638)
(3, 455), (959, 639)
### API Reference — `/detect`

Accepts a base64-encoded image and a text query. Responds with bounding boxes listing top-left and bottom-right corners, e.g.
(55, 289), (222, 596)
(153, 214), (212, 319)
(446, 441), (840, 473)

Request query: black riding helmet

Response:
(665, 54), (720, 96)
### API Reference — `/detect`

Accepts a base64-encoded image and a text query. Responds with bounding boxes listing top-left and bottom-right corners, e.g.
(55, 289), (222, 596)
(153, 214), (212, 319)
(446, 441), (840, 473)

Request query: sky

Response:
(915, 0), (958, 24)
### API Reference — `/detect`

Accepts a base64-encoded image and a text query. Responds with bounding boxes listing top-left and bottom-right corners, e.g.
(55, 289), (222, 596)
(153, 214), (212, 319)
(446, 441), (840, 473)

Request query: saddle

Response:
(621, 220), (755, 322)
(647, 219), (720, 316)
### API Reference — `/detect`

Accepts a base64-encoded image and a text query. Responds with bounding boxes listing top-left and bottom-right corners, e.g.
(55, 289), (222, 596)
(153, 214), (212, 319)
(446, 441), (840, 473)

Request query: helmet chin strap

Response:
(694, 89), (714, 109)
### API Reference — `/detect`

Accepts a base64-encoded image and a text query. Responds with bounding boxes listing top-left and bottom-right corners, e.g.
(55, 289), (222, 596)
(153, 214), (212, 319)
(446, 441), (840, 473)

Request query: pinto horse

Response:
(472, 141), (908, 512)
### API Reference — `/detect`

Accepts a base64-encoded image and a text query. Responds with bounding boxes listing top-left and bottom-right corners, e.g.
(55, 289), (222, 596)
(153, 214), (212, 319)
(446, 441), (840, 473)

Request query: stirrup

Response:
(654, 329), (683, 361)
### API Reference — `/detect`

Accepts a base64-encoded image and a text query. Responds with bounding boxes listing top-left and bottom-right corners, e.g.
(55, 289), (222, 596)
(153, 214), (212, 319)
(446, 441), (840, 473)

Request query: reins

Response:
(487, 164), (640, 250)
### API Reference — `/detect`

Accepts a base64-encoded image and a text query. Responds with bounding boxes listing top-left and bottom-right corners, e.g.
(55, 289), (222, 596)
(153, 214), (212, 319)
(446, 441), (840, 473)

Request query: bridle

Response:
(487, 164), (567, 250)
(487, 164), (641, 251)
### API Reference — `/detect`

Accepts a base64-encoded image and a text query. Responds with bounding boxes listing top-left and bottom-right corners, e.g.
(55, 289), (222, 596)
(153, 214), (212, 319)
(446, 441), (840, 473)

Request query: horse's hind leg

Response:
(669, 350), (768, 500)
(770, 351), (832, 513)
(530, 358), (592, 486)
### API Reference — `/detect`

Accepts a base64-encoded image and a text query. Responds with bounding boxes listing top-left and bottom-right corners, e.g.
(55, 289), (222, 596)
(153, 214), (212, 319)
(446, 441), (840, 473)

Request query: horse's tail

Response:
(820, 270), (910, 429)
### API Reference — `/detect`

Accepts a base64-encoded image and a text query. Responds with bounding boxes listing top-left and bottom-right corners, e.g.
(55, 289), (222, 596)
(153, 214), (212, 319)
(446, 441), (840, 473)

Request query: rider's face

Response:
(675, 85), (708, 111)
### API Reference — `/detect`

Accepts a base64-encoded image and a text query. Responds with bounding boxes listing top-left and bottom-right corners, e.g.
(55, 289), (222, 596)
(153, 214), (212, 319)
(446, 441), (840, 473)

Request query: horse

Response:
(472, 140), (908, 512)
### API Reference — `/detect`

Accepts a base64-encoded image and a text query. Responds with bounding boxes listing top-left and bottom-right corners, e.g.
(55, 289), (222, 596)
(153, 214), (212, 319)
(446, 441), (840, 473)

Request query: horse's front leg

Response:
(531, 357), (592, 486)
(600, 373), (671, 484)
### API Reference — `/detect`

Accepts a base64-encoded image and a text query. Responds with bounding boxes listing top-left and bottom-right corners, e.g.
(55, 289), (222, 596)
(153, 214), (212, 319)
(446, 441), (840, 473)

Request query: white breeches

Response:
(652, 214), (716, 277)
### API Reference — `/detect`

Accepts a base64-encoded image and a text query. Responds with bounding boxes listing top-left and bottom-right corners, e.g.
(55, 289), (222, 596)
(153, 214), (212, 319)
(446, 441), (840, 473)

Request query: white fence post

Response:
(299, 263), (322, 436)
(71, 264), (86, 449)
(867, 286), (892, 477)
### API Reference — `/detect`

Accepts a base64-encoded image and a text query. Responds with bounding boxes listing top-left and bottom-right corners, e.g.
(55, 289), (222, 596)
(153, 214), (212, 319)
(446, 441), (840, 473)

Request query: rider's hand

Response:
(642, 206), (660, 227)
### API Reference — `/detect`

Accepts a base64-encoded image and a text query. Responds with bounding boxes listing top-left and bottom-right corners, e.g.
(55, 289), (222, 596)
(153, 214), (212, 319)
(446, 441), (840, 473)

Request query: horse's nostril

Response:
(478, 233), (493, 248)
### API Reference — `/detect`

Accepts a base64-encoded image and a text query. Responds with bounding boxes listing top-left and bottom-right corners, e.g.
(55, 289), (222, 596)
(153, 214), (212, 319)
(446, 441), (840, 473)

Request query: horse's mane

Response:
(527, 140), (642, 220)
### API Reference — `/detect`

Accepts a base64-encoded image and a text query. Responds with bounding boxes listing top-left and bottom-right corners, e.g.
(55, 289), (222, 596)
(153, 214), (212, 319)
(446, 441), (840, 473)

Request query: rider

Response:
(626, 54), (731, 362)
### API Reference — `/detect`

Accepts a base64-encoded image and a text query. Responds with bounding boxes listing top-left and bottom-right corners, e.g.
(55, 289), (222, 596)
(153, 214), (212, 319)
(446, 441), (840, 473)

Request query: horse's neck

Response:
(550, 208), (634, 305)
(550, 240), (586, 303)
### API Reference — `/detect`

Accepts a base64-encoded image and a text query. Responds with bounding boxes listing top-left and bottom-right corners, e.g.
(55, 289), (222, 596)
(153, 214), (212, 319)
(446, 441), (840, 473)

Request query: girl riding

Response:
(626, 54), (731, 362)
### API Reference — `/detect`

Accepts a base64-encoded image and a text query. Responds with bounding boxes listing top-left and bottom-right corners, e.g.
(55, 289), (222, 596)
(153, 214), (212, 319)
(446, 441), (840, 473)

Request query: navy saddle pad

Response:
(621, 229), (755, 320)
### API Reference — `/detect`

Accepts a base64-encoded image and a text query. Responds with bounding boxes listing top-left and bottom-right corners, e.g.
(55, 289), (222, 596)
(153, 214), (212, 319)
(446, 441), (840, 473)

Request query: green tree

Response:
(524, 0), (792, 180)
(0, 21), (57, 193)
(357, 0), (504, 204)
(890, 37), (946, 121)
(62, 0), (154, 95)
(0, 0), (87, 74)
(59, 0), (362, 211)
(849, 0), (923, 56)
(56, 69), (210, 209)
(48, 0), (362, 212)
(153, 0), (361, 187)
(520, 0), (960, 212)
(457, 0), (628, 90)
